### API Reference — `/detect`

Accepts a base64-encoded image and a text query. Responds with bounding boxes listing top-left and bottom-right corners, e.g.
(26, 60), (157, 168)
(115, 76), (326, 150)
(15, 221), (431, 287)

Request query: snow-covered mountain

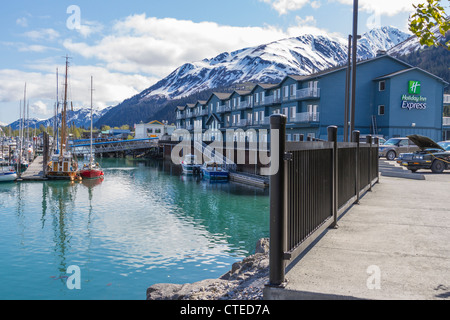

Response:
(388, 25), (448, 56)
(142, 26), (410, 100)
(95, 26), (411, 127)
(7, 106), (112, 131)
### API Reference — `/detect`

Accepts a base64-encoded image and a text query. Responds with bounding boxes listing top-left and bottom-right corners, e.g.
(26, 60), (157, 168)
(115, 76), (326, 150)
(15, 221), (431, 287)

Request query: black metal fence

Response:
(268, 115), (379, 286)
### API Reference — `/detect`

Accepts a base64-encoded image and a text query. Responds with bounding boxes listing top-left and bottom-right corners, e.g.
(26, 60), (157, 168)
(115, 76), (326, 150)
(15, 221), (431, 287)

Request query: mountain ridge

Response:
(95, 26), (412, 127)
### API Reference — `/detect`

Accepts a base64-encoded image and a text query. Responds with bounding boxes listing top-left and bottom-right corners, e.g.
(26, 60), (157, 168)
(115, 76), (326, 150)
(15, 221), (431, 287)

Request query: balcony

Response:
(217, 105), (232, 113)
(237, 119), (252, 127)
(292, 112), (320, 123)
(282, 88), (321, 102)
(176, 113), (185, 120)
(443, 117), (450, 126)
(444, 95), (450, 105)
(186, 124), (194, 131)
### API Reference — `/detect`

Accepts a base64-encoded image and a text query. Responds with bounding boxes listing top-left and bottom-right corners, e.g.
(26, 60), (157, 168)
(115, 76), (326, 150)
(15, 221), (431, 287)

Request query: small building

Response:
(135, 120), (176, 140)
(101, 129), (131, 140)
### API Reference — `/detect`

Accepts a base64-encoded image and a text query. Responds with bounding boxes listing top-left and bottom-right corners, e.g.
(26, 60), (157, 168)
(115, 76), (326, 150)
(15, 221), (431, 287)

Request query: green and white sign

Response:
(408, 80), (421, 95)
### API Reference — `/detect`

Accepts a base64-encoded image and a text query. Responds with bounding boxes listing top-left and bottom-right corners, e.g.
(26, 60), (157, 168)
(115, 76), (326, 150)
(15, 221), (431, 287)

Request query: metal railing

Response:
(267, 115), (379, 286)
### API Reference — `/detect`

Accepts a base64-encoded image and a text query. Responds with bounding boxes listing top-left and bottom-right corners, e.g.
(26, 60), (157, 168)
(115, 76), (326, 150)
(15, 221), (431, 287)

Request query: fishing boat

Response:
(181, 154), (201, 175)
(201, 161), (229, 181)
(79, 76), (104, 180)
(46, 56), (80, 181)
(0, 166), (17, 182)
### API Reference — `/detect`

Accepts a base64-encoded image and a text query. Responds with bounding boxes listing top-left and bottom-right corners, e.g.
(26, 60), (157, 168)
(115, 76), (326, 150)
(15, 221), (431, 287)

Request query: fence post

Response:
(268, 114), (287, 287)
(373, 137), (379, 182)
(327, 126), (338, 228)
(352, 130), (360, 204)
(367, 135), (372, 191)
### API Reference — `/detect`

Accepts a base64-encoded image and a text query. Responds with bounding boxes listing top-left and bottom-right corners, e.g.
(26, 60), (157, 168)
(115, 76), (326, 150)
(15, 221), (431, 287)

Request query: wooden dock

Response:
(229, 172), (269, 188)
(19, 156), (47, 181)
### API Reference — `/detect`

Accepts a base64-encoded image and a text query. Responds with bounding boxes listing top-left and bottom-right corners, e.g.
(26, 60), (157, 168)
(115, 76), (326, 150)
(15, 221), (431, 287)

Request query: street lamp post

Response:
(350, 0), (359, 136)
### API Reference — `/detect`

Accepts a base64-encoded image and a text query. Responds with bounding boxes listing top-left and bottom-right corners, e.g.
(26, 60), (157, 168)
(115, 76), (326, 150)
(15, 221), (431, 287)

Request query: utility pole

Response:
(350, 0), (359, 136)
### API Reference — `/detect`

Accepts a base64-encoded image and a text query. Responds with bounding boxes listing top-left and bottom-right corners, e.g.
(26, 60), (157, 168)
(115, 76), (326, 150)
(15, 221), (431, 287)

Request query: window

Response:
(284, 86), (289, 98)
(293, 134), (301, 142)
(379, 81), (386, 91)
(378, 105), (385, 116)
(285, 134), (292, 142)
(290, 107), (296, 118)
(283, 107), (289, 117)
(290, 84), (296, 96)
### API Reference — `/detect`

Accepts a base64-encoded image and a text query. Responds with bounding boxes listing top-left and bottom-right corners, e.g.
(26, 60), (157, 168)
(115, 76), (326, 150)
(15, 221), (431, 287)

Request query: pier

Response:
(19, 156), (47, 181)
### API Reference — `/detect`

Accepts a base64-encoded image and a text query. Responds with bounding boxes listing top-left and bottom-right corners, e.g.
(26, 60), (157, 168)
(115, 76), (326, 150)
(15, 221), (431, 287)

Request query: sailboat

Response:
(46, 56), (80, 181)
(80, 76), (104, 180)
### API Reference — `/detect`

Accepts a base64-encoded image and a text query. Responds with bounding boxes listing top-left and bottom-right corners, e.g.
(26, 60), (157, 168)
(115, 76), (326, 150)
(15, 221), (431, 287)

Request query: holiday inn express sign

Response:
(401, 80), (427, 111)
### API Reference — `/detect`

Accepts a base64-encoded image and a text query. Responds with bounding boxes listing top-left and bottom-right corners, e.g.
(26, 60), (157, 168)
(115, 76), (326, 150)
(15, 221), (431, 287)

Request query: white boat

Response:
(0, 166), (18, 182)
(181, 154), (202, 175)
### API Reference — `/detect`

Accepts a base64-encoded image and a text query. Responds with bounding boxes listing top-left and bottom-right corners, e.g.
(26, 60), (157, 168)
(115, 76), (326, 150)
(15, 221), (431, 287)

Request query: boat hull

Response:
(80, 169), (104, 179)
(46, 171), (78, 181)
(182, 164), (201, 174)
(202, 169), (229, 181)
(0, 172), (18, 182)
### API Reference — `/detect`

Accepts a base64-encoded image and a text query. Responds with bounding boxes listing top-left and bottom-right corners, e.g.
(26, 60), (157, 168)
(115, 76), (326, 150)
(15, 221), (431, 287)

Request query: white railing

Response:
(292, 112), (320, 123)
(443, 117), (450, 126)
(296, 88), (321, 100)
(444, 95), (450, 104)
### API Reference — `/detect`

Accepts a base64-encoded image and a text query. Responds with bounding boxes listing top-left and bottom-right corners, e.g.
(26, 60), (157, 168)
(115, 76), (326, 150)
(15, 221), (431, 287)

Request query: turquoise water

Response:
(0, 158), (269, 300)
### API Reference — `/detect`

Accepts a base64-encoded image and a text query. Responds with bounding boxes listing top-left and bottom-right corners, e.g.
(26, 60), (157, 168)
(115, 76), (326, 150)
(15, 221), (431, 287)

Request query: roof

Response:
(250, 83), (279, 93)
(147, 120), (165, 126)
(204, 92), (233, 105)
(205, 113), (222, 125)
(373, 67), (449, 85)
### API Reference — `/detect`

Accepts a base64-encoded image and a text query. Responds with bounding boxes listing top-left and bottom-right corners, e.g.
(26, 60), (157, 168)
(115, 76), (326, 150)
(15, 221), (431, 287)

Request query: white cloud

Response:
(23, 28), (60, 42)
(77, 20), (104, 38)
(16, 17), (28, 27)
(335, 0), (422, 16)
(260, 0), (310, 15)
(30, 101), (50, 116)
(62, 14), (333, 78)
(0, 66), (157, 120)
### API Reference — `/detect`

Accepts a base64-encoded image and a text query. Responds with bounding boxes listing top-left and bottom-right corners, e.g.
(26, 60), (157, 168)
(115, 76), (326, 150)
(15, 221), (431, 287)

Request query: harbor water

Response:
(0, 158), (269, 300)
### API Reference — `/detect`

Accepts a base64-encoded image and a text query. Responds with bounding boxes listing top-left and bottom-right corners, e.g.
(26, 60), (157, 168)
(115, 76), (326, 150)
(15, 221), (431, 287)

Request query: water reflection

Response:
(0, 158), (269, 299)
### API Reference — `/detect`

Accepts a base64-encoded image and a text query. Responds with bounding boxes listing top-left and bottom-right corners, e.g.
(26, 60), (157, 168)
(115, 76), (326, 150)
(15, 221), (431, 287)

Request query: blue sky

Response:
(0, 0), (430, 124)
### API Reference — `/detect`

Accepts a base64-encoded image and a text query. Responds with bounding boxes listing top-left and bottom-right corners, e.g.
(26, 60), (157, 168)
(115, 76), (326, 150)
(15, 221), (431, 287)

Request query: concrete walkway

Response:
(264, 165), (450, 300)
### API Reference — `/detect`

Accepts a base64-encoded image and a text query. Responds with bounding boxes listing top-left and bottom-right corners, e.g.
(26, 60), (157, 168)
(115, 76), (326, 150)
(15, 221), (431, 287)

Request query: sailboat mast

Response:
(61, 56), (69, 155)
(90, 76), (93, 166)
(56, 68), (59, 154)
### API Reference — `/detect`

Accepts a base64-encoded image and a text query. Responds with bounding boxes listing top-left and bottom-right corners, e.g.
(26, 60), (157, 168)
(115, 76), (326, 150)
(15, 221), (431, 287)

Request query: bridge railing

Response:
(70, 138), (158, 155)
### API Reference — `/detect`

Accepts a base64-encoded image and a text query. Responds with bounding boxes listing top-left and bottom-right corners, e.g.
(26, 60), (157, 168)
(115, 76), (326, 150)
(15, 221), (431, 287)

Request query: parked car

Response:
(397, 136), (450, 173)
(360, 135), (386, 145)
(378, 137), (420, 160)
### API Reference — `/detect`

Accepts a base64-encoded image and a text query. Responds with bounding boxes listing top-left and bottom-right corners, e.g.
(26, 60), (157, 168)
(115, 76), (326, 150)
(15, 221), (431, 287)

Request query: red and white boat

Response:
(79, 76), (104, 180)
(80, 162), (104, 179)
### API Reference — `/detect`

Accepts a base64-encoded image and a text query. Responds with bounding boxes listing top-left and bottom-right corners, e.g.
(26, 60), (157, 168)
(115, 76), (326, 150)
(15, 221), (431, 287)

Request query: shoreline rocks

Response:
(146, 238), (269, 300)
